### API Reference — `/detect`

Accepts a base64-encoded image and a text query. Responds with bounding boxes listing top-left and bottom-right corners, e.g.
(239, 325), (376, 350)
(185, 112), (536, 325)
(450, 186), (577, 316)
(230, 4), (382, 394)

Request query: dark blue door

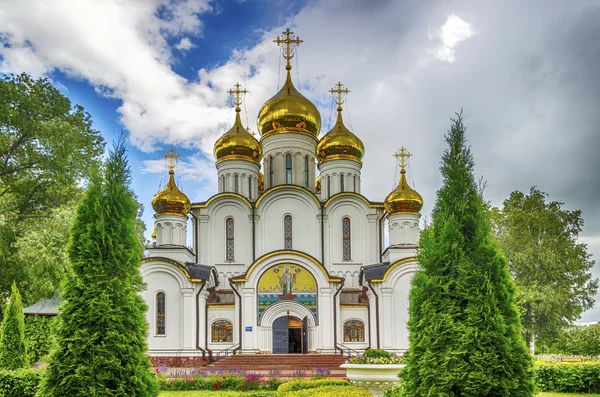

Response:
(273, 316), (289, 354)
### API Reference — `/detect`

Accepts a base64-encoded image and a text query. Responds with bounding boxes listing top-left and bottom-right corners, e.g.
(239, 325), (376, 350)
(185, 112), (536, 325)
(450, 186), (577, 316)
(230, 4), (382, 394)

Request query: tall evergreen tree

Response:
(401, 112), (534, 396)
(37, 141), (157, 397)
(0, 282), (29, 369)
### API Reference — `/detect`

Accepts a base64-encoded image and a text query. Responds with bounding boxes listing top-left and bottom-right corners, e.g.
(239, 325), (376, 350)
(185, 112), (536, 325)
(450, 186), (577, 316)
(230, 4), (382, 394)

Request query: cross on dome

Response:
(227, 82), (248, 111)
(164, 148), (180, 171)
(393, 147), (412, 171)
(329, 81), (350, 110)
(274, 28), (303, 70)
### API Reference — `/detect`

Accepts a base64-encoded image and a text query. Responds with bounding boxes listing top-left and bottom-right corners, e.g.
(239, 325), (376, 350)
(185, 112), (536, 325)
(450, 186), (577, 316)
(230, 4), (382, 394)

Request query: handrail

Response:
(210, 344), (240, 363)
(335, 342), (364, 358)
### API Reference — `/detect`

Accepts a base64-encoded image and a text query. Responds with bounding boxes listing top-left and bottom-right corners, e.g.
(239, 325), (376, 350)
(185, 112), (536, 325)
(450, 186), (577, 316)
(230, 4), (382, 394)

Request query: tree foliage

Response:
(547, 323), (600, 356)
(0, 283), (29, 370)
(38, 140), (157, 396)
(0, 73), (104, 309)
(490, 188), (597, 350)
(402, 112), (534, 396)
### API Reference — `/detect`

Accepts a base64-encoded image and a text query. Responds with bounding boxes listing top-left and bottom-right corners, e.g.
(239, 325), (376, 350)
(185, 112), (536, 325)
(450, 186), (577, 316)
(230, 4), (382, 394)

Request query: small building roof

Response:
(359, 262), (390, 284)
(23, 297), (61, 316)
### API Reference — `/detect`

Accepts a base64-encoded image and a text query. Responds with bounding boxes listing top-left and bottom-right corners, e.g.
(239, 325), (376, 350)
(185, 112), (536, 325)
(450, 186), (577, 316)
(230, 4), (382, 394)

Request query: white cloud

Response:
(431, 14), (474, 62)
(175, 37), (196, 51)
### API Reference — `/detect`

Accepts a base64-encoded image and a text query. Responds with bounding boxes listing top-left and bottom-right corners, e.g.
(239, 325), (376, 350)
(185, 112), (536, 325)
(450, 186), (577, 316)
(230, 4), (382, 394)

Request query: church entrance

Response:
(272, 316), (307, 354)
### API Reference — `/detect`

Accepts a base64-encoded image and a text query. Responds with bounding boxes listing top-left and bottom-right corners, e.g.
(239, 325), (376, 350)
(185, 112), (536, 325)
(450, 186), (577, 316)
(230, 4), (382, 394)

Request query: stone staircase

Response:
(209, 354), (349, 379)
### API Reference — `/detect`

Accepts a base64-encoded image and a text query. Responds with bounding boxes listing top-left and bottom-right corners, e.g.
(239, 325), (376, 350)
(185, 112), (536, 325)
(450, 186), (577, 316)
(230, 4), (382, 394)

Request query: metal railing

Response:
(210, 344), (240, 363)
(335, 343), (364, 358)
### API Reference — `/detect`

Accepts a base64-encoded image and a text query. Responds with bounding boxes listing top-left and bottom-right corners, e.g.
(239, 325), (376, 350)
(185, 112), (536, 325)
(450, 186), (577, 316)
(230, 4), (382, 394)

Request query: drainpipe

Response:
(320, 204), (325, 264)
(252, 204), (256, 262)
(189, 212), (199, 263)
(368, 282), (380, 349)
(195, 280), (206, 364)
(366, 287), (371, 350)
(229, 279), (242, 353)
(332, 278), (345, 354)
(378, 211), (387, 263)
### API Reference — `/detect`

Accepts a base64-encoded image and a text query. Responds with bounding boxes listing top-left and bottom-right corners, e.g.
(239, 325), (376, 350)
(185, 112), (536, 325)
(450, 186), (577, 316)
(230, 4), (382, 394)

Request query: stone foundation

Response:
(151, 355), (207, 367)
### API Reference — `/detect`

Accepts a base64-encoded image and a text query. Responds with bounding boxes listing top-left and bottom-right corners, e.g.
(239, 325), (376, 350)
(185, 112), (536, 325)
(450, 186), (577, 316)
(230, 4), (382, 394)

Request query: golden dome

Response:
(384, 169), (423, 215)
(317, 108), (364, 165)
(315, 175), (321, 193)
(214, 108), (262, 165)
(258, 171), (265, 194)
(257, 69), (321, 138)
(152, 169), (191, 216)
(151, 226), (156, 240)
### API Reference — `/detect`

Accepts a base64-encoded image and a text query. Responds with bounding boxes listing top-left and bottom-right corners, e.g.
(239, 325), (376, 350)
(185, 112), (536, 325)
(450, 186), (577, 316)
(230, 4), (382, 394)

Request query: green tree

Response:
(402, 112), (534, 396)
(38, 140), (157, 396)
(0, 73), (104, 310)
(491, 188), (597, 352)
(548, 323), (600, 355)
(0, 282), (29, 369)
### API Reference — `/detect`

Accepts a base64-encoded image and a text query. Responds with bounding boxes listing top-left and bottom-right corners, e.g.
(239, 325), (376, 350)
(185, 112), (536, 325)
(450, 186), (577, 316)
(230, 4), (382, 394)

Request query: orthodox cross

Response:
(393, 147), (412, 171)
(329, 81), (350, 109)
(227, 82), (248, 111)
(274, 28), (303, 70)
(164, 148), (180, 171)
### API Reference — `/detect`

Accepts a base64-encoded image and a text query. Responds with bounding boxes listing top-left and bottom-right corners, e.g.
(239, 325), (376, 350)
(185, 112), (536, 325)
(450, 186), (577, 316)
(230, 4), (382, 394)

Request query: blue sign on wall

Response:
(245, 326), (252, 332)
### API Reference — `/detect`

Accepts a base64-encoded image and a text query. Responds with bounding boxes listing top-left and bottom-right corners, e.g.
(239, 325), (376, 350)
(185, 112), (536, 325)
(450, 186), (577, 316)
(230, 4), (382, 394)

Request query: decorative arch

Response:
(191, 192), (252, 210)
(323, 192), (384, 209)
(343, 319), (365, 342)
(260, 301), (318, 327)
(255, 185), (320, 209)
(372, 257), (418, 283)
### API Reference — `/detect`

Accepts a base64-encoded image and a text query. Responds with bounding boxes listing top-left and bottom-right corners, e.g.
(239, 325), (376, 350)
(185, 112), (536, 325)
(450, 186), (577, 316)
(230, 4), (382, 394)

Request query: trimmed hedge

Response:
(23, 316), (53, 363)
(277, 379), (351, 393)
(0, 369), (42, 397)
(535, 361), (600, 393)
(283, 385), (371, 396)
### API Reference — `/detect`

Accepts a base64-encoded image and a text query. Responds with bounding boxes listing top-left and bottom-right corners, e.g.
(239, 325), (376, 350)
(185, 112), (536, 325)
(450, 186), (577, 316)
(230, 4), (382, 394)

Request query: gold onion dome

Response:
(384, 148), (423, 215)
(257, 29), (321, 138)
(151, 149), (191, 216)
(214, 83), (262, 165)
(258, 171), (265, 194)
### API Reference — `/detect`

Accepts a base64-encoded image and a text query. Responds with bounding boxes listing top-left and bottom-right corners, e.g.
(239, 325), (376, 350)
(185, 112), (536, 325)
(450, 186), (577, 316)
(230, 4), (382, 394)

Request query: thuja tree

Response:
(0, 282), (29, 369)
(38, 141), (158, 396)
(401, 112), (534, 396)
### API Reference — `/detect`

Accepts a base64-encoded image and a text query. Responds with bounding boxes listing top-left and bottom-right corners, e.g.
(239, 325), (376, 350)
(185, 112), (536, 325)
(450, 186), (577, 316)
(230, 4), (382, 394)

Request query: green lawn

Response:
(159, 392), (600, 396)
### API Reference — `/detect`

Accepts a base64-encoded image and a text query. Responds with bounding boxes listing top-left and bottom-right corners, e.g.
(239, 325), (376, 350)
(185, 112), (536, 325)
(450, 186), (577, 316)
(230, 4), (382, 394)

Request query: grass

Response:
(159, 392), (600, 396)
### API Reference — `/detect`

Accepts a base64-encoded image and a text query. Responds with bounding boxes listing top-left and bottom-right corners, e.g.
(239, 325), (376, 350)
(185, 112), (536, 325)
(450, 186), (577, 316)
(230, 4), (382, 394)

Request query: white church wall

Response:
(207, 307), (236, 351)
(202, 199), (252, 265)
(339, 307), (369, 350)
(324, 197), (369, 268)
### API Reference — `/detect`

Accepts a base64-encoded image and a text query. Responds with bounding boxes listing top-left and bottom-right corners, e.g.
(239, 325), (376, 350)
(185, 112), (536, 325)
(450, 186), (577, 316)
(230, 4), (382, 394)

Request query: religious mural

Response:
(257, 264), (317, 323)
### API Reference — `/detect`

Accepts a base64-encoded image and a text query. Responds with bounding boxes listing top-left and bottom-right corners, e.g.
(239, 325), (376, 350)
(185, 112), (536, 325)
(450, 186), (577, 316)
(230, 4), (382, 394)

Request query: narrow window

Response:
(343, 320), (364, 342)
(327, 176), (331, 198)
(212, 320), (233, 342)
(234, 175), (239, 194)
(156, 292), (166, 335)
(353, 175), (357, 192)
(226, 218), (234, 261)
(285, 154), (292, 184)
(248, 176), (252, 200)
(304, 156), (309, 188)
(269, 156), (274, 187)
(284, 215), (293, 249)
(340, 174), (345, 192)
(343, 217), (351, 260)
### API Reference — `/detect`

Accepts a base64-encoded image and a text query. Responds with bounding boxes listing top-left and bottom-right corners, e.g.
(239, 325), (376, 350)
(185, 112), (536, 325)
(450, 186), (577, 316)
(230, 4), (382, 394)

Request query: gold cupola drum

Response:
(214, 83), (262, 165)
(151, 149), (191, 216)
(317, 82), (365, 165)
(257, 29), (321, 138)
(384, 147), (423, 215)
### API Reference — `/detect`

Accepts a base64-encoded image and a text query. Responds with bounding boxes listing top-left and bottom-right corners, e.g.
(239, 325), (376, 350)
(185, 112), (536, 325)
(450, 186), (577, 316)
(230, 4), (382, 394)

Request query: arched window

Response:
(234, 175), (239, 194)
(156, 292), (166, 335)
(353, 175), (357, 192)
(248, 176), (252, 200)
(269, 156), (274, 187)
(343, 217), (351, 260)
(340, 174), (345, 192)
(284, 215), (293, 249)
(304, 156), (309, 188)
(226, 218), (234, 261)
(343, 320), (364, 342)
(212, 320), (233, 342)
(285, 154), (292, 184)
(327, 175), (331, 198)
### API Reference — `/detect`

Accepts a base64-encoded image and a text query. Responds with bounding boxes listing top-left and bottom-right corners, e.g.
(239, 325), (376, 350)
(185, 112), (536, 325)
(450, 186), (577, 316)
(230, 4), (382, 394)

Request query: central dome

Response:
(257, 70), (321, 138)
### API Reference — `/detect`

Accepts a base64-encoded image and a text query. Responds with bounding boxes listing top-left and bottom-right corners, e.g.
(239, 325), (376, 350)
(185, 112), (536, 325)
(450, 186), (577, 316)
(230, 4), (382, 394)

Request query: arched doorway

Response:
(272, 315), (308, 354)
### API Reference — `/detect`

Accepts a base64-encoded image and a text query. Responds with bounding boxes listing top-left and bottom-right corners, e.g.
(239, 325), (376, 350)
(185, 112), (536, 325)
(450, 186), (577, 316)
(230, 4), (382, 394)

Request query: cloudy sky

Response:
(1, 0), (599, 321)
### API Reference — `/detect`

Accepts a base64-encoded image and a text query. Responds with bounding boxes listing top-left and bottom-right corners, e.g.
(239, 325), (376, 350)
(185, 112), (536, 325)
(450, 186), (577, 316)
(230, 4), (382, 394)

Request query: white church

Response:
(141, 29), (423, 366)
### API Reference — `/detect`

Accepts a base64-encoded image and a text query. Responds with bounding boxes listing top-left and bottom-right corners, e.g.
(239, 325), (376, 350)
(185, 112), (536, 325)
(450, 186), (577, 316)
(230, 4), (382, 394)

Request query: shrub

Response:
(282, 384), (371, 397)
(363, 349), (392, 359)
(0, 368), (42, 397)
(347, 352), (404, 365)
(278, 379), (351, 393)
(534, 361), (600, 393)
(23, 316), (53, 364)
(0, 283), (29, 370)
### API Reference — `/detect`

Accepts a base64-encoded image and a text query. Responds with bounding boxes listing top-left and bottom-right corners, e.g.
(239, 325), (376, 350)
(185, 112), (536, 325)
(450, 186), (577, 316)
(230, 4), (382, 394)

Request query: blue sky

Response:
(1, 0), (600, 321)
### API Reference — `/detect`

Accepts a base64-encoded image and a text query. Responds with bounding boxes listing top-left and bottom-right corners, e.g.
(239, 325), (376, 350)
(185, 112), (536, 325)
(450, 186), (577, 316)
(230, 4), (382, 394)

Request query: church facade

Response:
(141, 29), (423, 364)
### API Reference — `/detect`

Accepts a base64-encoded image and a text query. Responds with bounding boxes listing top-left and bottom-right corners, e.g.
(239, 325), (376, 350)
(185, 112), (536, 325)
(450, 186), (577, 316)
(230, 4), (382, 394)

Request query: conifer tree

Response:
(401, 112), (534, 396)
(0, 282), (29, 369)
(38, 140), (158, 396)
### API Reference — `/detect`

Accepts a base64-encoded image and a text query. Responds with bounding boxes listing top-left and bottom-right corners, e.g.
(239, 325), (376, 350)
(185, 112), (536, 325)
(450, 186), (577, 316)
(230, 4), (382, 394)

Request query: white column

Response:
(181, 288), (195, 349)
(242, 287), (257, 353)
(197, 289), (209, 351)
(367, 214), (379, 264)
(319, 287), (333, 352)
(381, 287), (394, 349)
(367, 288), (378, 348)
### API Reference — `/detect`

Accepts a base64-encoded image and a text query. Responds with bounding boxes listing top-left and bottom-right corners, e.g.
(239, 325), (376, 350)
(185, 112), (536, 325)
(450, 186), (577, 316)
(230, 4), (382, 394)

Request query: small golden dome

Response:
(214, 108), (262, 165)
(257, 70), (321, 138)
(384, 169), (423, 215)
(258, 171), (265, 194)
(152, 169), (191, 216)
(315, 175), (321, 193)
(316, 108), (364, 165)
(151, 226), (156, 240)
